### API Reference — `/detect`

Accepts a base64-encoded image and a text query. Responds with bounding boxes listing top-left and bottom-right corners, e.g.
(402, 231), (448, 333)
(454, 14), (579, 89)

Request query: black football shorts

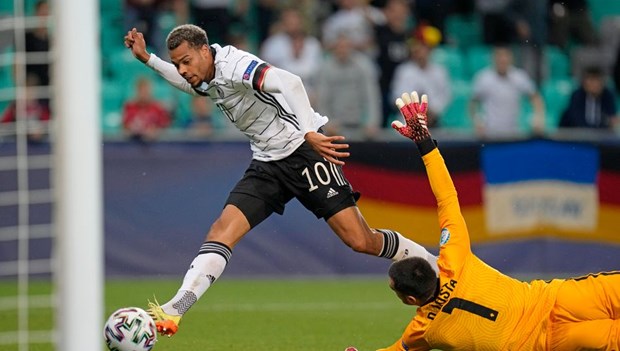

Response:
(226, 141), (359, 228)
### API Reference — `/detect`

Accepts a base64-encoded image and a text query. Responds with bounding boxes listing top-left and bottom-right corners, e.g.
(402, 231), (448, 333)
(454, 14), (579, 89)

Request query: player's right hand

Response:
(392, 91), (431, 143)
(124, 28), (150, 63)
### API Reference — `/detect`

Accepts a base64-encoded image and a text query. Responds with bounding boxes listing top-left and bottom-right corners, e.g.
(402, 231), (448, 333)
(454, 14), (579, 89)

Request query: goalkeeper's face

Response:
(170, 41), (214, 87)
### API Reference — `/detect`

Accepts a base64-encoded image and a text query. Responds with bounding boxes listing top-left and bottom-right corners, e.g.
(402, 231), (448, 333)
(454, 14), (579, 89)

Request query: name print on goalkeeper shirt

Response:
(427, 279), (457, 320)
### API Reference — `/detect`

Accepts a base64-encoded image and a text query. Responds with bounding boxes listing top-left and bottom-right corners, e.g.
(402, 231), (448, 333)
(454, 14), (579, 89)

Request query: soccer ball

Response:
(104, 307), (157, 351)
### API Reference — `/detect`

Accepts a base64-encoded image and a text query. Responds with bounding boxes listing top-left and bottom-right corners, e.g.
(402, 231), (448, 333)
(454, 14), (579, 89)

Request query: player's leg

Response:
(326, 206), (437, 266)
(157, 205), (249, 311)
(324, 205), (382, 254)
(550, 272), (620, 350)
(549, 319), (619, 351)
(286, 142), (437, 266)
(149, 161), (289, 335)
(147, 204), (251, 335)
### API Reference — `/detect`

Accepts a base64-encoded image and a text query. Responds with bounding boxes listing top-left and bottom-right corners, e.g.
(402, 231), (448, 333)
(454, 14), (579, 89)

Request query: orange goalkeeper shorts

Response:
(548, 271), (620, 350)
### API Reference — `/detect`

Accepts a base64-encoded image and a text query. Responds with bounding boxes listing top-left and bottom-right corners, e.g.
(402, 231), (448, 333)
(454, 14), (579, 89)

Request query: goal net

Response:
(0, 0), (103, 350)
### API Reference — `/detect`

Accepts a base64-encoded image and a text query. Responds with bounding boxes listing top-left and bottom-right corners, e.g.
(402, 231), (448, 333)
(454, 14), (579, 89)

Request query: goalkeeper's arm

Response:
(392, 91), (470, 256)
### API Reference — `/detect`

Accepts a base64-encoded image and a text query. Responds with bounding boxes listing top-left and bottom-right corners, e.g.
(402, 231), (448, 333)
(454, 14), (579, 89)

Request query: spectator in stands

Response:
(186, 96), (214, 138)
(374, 0), (411, 127)
(559, 66), (619, 130)
(189, 0), (249, 44)
(300, 0), (336, 38)
(122, 77), (171, 142)
(469, 46), (545, 137)
(390, 24), (451, 128)
(511, 0), (548, 86)
(548, 0), (599, 51)
(260, 7), (323, 104)
(475, 0), (518, 45)
(1, 76), (50, 142)
(255, 0), (280, 45)
(124, 0), (166, 56)
(413, 0), (454, 42)
(317, 32), (381, 139)
(25, 0), (49, 105)
(322, 0), (385, 56)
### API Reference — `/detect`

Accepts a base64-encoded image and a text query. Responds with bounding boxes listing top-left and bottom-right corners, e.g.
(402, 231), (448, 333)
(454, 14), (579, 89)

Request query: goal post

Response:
(53, 0), (103, 349)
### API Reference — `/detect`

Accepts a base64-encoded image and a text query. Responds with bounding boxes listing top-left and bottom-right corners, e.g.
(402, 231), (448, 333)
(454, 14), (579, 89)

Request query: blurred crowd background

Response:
(2, 0), (620, 142)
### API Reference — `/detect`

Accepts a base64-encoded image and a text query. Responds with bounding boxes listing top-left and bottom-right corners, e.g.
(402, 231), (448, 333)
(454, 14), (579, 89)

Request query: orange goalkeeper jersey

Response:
(379, 148), (564, 351)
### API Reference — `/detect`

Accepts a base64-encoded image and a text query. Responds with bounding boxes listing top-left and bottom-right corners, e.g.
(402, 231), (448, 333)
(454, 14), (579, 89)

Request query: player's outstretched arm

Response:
(391, 91), (456, 204)
(392, 92), (470, 255)
(124, 28), (198, 96)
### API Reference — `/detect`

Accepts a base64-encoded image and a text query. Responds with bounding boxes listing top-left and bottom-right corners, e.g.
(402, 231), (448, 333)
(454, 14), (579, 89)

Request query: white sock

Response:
(377, 229), (439, 274)
(161, 241), (231, 316)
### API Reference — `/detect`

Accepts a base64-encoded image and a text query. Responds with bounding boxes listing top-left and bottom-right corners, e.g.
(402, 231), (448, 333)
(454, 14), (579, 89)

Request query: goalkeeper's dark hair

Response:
(389, 257), (438, 303)
(167, 24), (209, 51)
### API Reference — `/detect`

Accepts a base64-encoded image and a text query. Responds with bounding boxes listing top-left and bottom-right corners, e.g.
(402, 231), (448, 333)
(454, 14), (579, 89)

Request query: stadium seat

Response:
(100, 0), (123, 14)
(101, 79), (126, 134)
(0, 48), (14, 88)
(588, 0), (620, 28)
(444, 14), (482, 49)
(0, 1), (13, 15)
(106, 48), (155, 83)
(431, 46), (466, 80)
(541, 78), (575, 130)
(100, 12), (126, 66)
(465, 45), (492, 79)
(440, 80), (473, 130)
(545, 46), (571, 80)
(1, 0), (39, 15)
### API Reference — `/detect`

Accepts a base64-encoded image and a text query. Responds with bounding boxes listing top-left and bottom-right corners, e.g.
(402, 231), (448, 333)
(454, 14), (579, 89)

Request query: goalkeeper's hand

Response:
(391, 91), (431, 143)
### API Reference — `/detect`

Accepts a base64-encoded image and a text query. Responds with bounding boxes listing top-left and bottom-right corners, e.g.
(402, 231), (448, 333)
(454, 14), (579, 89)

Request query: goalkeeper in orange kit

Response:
(349, 91), (620, 351)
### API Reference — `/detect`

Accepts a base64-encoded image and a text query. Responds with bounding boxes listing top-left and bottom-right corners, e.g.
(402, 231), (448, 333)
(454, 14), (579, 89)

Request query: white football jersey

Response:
(146, 44), (328, 161)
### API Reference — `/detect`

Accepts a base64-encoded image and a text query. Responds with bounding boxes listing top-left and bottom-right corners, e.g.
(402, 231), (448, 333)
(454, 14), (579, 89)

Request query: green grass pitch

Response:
(1, 277), (416, 351)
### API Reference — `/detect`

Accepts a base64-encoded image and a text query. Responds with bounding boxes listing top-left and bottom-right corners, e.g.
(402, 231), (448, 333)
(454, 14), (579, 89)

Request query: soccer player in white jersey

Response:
(123, 24), (437, 336)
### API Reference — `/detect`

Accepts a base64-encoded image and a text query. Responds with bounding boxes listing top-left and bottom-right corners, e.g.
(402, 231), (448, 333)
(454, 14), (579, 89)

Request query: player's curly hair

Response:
(389, 257), (438, 303)
(166, 24), (209, 51)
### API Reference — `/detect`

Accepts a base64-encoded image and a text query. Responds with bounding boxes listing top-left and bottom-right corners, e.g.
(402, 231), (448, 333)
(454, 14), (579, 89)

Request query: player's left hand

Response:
(304, 131), (350, 166)
(124, 28), (150, 63)
(392, 91), (431, 143)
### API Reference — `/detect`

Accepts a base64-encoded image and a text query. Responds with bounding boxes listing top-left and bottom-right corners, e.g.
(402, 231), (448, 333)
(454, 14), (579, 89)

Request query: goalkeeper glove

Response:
(392, 91), (431, 142)
(392, 91), (436, 155)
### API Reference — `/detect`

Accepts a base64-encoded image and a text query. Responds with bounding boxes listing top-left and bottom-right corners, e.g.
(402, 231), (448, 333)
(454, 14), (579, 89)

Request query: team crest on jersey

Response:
(243, 60), (258, 80)
(440, 228), (451, 246)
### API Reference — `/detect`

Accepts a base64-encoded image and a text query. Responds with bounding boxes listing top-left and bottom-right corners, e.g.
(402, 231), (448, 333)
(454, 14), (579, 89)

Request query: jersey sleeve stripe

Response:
(252, 63), (271, 91)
